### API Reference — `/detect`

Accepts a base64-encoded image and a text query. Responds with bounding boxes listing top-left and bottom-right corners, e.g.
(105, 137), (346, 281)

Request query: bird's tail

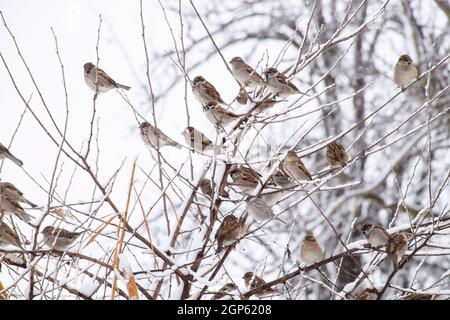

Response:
(117, 83), (131, 91)
(8, 154), (23, 167)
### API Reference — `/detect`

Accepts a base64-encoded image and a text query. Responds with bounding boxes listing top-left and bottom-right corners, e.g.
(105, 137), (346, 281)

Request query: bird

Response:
(139, 121), (181, 149)
(41, 226), (84, 251)
(326, 141), (348, 168)
(361, 223), (390, 248)
(0, 194), (34, 224)
(211, 283), (237, 300)
(215, 215), (246, 253)
(199, 178), (214, 198)
(355, 288), (379, 300)
(0, 182), (37, 208)
(235, 89), (248, 105)
(242, 272), (276, 297)
(281, 150), (312, 182)
(394, 54), (418, 89)
(386, 232), (410, 270)
(263, 67), (306, 98)
(0, 220), (23, 248)
(229, 56), (265, 87)
(202, 100), (240, 126)
(300, 235), (324, 265)
(0, 143), (23, 167)
(182, 126), (214, 153)
(191, 76), (226, 106)
(245, 196), (286, 224)
(83, 62), (131, 93)
(229, 165), (261, 193)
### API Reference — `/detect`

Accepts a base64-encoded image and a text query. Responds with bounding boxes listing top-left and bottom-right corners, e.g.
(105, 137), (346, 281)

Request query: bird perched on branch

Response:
(387, 232), (411, 270)
(229, 165), (262, 193)
(215, 215), (246, 253)
(182, 126), (214, 153)
(281, 150), (312, 182)
(394, 54), (418, 89)
(211, 283), (237, 300)
(41, 226), (84, 251)
(229, 56), (265, 88)
(0, 220), (23, 248)
(300, 235), (324, 265)
(83, 62), (131, 93)
(246, 196), (286, 224)
(0, 143), (23, 167)
(0, 182), (37, 208)
(263, 67), (307, 98)
(242, 272), (277, 297)
(326, 141), (348, 168)
(139, 121), (181, 149)
(0, 194), (34, 224)
(192, 76), (226, 106)
(361, 223), (390, 248)
(202, 101), (240, 126)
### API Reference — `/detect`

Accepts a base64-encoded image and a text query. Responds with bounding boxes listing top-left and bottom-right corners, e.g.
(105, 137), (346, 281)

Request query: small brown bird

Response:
(300, 235), (324, 265)
(355, 288), (379, 300)
(229, 165), (261, 192)
(242, 272), (276, 297)
(0, 182), (37, 208)
(246, 196), (286, 224)
(192, 76), (226, 106)
(41, 226), (84, 251)
(83, 62), (131, 93)
(215, 215), (246, 253)
(0, 143), (23, 167)
(263, 67), (306, 98)
(229, 56), (265, 87)
(199, 178), (214, 198)
(235, 89), (248, 105)
(361, 223), (390, 248)
(0, 194), (34, 224)
(0, 220), (23, 248)
(203, 101), (240, 126)
(386, 232), (410, 270)
(182, 126), (214, 153)
(211, 283), (237, 300)
(139, 122), (181, 149)
(281, 150), (312, 182)
(394, 54), (418, 89)
(326, 141), (348, 168)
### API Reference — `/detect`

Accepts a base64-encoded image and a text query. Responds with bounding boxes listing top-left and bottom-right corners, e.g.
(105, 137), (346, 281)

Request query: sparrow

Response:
(0, 194), (34, 224)
(361, 223), (390, 248)
(326, 141), (348, 168)
(203, 100), (240, 126)
(191, 76), (226, 105)
(281, 150), (312, 182)
(355, 288), (379, 300)
(0, 143), (23, 167)
(386, 232), (409, 270)
(215, 215), (246, 253)
(229, 165), (261, 192)
(211, 283), (237, 300)
(41, 226), (84, 251)
(242, 272), (276, 297)
(263, 67), (306, 98)
(229, 56), (265, 87)
(83, 62), (131, 93)
(394, 54), (418, 89)
(271, 167), (295, 189)
(245, 196), (286, 223)
(300, 235), (324, 265)
(0, 220), (23, 248)
(139, 121), (181, 149)
(0, 182), (37, 208)
(236, 89), (248, 105)
(182, 126), (214, 153)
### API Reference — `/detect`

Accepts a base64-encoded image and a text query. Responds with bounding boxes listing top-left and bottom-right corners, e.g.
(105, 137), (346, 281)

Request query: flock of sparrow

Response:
(0, 53), (419, 299)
